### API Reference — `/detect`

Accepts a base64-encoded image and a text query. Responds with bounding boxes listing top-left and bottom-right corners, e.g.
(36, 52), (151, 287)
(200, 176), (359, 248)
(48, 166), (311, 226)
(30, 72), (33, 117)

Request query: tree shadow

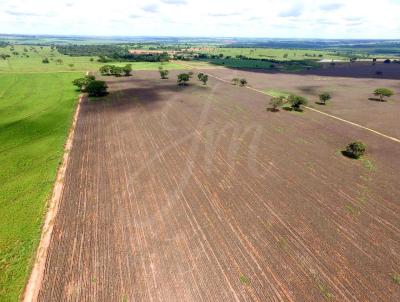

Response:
(368, 97), (385, 102)
(341, 150), (359, 159)
(315, 101), (326, 105)
(266, 108), (280, 112)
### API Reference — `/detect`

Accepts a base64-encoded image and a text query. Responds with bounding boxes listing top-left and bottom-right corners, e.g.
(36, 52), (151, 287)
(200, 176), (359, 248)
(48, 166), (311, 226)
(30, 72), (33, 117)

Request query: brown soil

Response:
(205, 67), (400, 139)
(37, 70), (400, 301)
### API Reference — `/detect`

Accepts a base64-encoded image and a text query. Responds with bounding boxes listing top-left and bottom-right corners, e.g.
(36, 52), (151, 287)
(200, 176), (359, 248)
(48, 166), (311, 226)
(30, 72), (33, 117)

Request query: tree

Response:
(318, 92), (331, 105)
(239, 78), (247, 87)
(159, 66), (169, 79)
(72, 75), (96, 92)
(42, 58), (49, 64)
(374, 88), (394, 102)
(177, 73), (190, 85)
(100, 65), (112, 75)
(122, 64), (132, 76)
(269, 97), (285, 111)
(288, 94), (308, 110)
(86, 80), (108, 97)
(344, 141), (366, 159)
(231, 78), (240, 85)
(55, 59), (63, 65)
(68, 63), (74, 68)
(197, 73), (208, 85)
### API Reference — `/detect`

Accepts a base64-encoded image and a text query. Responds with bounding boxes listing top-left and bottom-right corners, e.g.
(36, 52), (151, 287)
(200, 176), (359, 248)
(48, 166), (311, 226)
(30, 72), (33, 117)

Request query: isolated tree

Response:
(158, 66), (169, 79)
(231, 78), (240, 85)
(318, 92), (331, 105)
(197, 73), (208, 85)
(86, 80), (108, 97)
(374, 88), (394, 102)
(122, 64), (132, 76)
(344, 141), (366, 159)
(68, 63), (74, 68)
(269, 97), (285, 111)
(288, 94), (308, 110)
(177, 73), (190, 85)
(239, 78), (248, 87)
(42, 58), (49, 64)
(55, 59), (63, 65)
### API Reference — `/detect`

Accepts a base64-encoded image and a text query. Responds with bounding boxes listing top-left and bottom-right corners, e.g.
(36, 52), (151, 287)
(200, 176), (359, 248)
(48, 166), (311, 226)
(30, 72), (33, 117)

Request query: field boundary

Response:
(175, 62), (400, 144)
(21, 91), (85, 302)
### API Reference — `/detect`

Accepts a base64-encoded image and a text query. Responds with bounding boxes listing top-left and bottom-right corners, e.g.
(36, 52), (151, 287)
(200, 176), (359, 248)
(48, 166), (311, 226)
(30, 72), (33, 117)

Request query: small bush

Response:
(239, 78), (247, 87)
(177, 73), (190, 85)
(318, 92), (331, 105)
(269, 97), (285, 111)
(231, 78), (240, 85)
(42, 58), (49, 64)
(344, 141), (366, 159)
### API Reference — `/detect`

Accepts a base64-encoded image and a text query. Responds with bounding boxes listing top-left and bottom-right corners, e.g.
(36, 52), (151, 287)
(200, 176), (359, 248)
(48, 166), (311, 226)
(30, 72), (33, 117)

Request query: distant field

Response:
(0, 72), (81, 301)
(0, 45), (185, 73)
(198, 47), (348, 61)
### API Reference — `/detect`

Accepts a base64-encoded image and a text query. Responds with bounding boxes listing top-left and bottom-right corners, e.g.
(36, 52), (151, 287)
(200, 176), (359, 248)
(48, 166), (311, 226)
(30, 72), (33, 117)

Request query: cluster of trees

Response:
(0, 54), (11, 60)
(231, 78), (248, 86)
(72, 75), (108, 97)
(99, 64), (132, 77)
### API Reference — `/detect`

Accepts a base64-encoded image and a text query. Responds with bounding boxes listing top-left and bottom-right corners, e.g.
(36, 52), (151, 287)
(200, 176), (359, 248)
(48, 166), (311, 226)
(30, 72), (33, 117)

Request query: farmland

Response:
(197, 47), (347, 61)
(0, 72), (81, 301)
(35, 70), (400, 301)
(0, 45), (184, 73)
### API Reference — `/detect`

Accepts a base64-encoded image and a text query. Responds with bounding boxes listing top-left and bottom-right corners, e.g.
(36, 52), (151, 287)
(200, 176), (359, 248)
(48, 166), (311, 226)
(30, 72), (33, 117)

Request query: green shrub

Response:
(344, 141), (367, 159)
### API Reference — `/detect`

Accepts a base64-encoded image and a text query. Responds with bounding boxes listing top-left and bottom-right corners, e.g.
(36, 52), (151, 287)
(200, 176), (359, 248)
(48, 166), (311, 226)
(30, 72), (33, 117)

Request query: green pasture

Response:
(0, 72), (82, 301)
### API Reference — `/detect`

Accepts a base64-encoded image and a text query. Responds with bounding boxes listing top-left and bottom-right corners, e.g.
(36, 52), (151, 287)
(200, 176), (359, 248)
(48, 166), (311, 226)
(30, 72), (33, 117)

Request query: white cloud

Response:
(0, 0), (399, 38)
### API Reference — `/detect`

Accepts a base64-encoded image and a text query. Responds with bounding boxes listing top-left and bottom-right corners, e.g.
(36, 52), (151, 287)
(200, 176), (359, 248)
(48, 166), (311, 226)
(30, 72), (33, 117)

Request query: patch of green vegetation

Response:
(345, 204), (360, 215)
(264, 89), (290, 99)
(274, 126), (286, 134)
(239, 275), (250, 285)
(392, 272), (400, 285)
(360, 157), (376, 171)
(0, 72), (81, 301)
(317, 281), (333, 300)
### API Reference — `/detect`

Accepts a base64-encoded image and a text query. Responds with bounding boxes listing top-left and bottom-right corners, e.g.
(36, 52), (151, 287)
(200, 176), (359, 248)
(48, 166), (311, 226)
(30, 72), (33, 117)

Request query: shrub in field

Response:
(374, 88), (394, 102)
(86, 80), (108, 97)
(269, 97), (285, 112)
(318, 92), (331, 105)
(344, 141), (366, 159)
(177, 73), (190, 85)
(197, 73), (208, 85)
(231, 78), (240, 85)
(72, 75), (96, 92)
(42, 58), (49, 64)
(239, 78), (248, 87)
(288, 94), (308, 111)
(159, 66), (169, 79)
(122, 64), (132, 76)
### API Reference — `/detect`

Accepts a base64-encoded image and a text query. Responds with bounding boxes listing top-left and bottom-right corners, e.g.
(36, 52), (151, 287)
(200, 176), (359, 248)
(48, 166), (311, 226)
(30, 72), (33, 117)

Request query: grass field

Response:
(0, 45), (185, 73)
(198, 47), (347, 61)
(0, 72), (82, 301)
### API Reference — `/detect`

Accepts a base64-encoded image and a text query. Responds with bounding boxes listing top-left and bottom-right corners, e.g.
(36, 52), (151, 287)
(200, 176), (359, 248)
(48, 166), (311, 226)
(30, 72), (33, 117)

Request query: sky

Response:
(1, 0), (400, 38)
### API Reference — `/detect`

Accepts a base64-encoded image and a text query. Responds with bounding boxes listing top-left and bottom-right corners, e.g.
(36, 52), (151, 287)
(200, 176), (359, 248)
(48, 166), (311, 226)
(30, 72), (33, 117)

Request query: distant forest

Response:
(57, 44), (170, 62)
